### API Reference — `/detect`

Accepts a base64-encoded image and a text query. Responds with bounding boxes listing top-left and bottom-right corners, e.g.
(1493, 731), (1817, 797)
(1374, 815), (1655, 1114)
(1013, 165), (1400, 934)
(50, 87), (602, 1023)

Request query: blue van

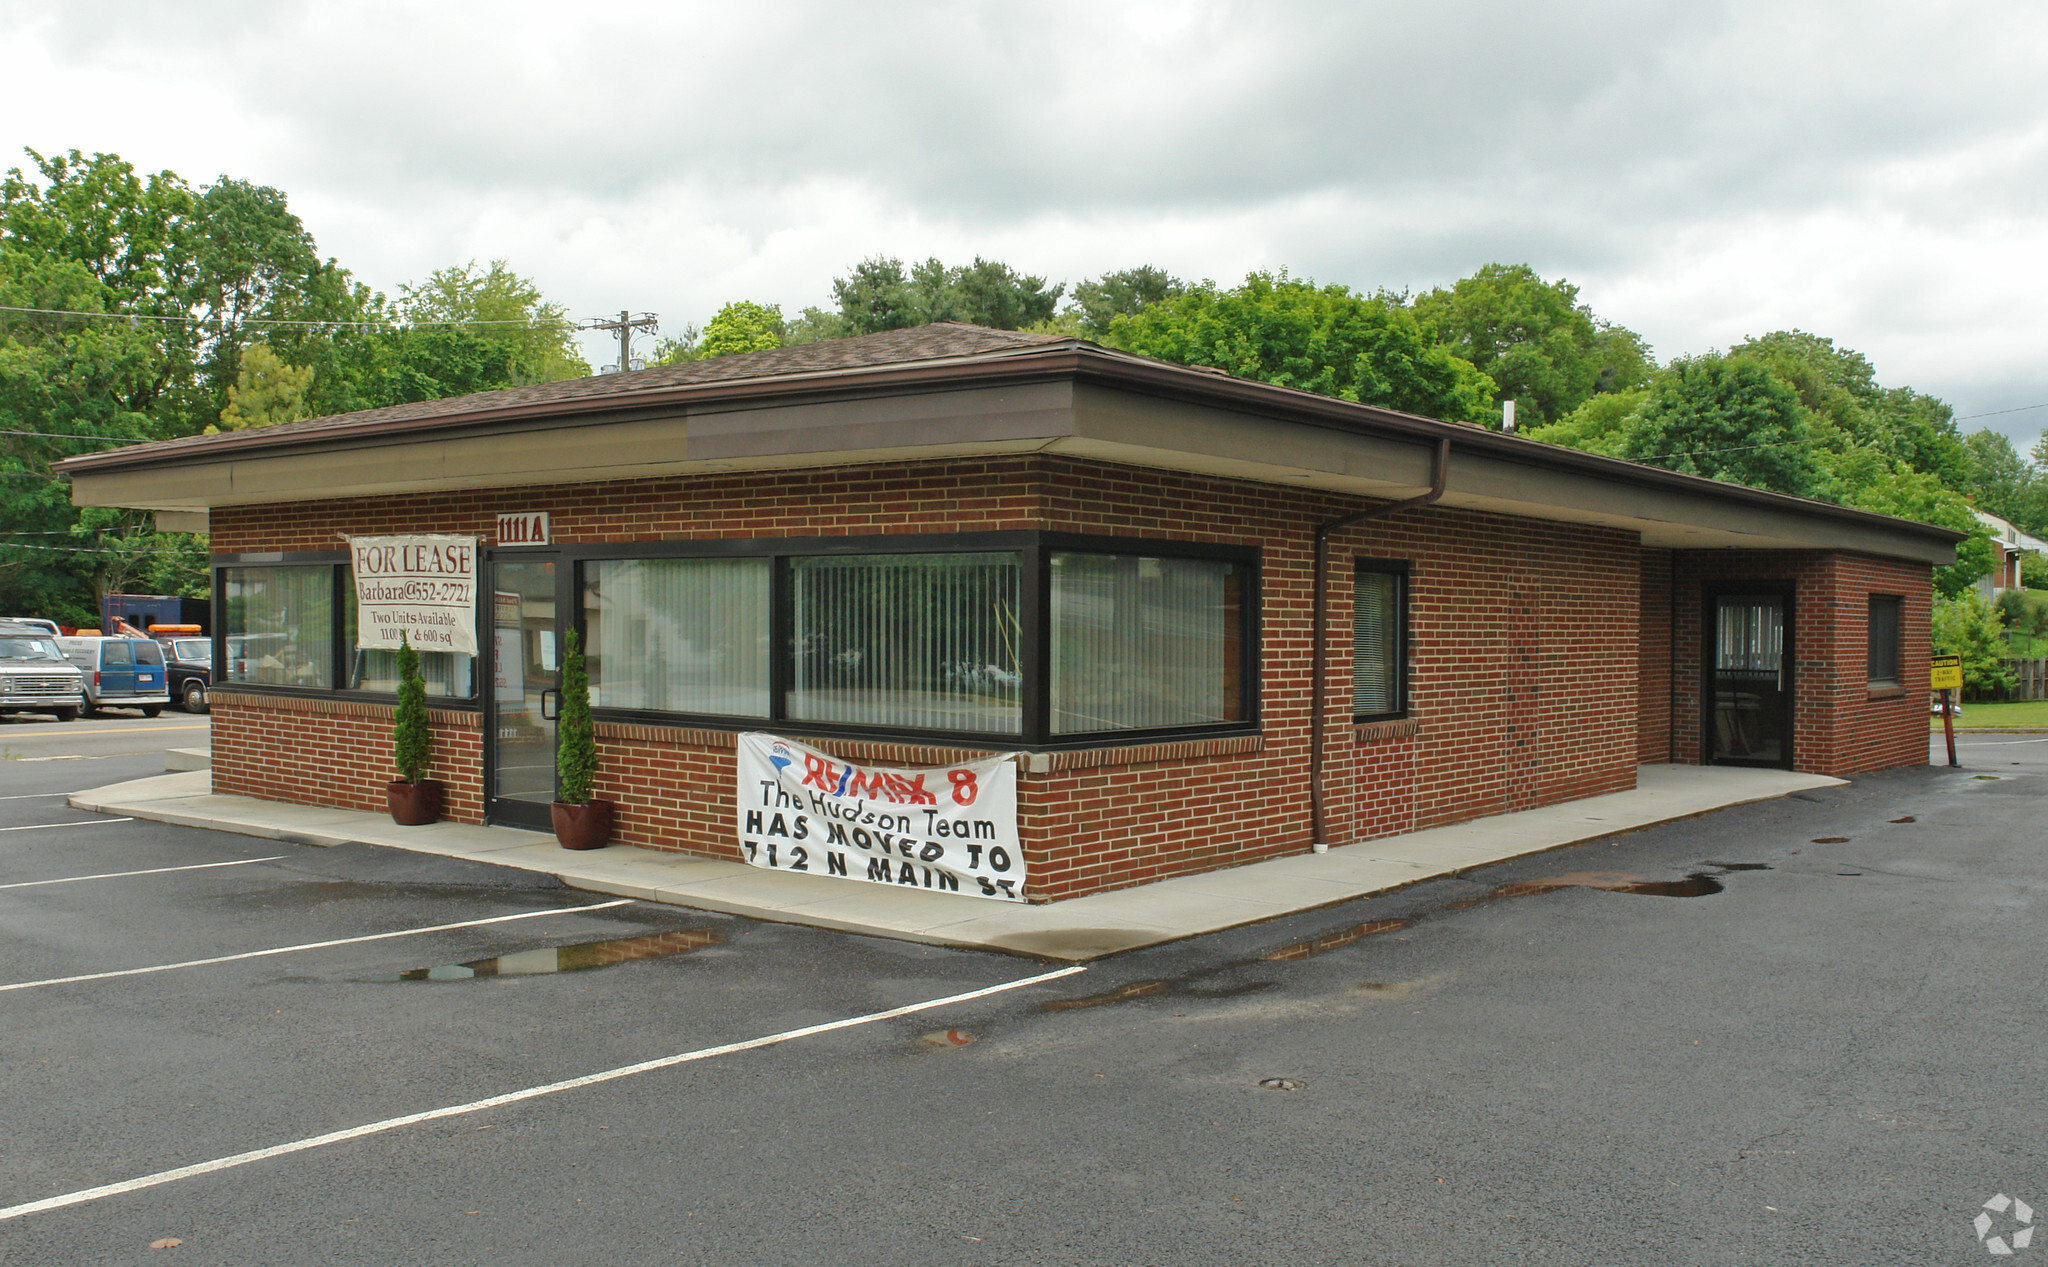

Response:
(56, 636), (174, 717)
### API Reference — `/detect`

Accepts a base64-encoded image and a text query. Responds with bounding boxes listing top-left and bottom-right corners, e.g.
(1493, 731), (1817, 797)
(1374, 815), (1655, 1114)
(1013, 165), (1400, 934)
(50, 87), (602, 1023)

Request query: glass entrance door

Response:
(1709, 593), (1792, 768)
(487, 556), (560, 828)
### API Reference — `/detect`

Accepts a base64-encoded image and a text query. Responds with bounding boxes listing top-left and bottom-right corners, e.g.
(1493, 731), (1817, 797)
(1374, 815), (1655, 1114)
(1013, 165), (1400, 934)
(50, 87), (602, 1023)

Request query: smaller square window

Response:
(1867, 595), (1901, 687)
(1354, 564), (1408, 719)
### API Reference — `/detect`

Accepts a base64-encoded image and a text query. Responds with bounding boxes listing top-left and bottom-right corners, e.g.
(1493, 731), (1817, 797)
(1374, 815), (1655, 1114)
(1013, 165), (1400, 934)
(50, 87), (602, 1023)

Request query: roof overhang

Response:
(61, 344), (1964, 566)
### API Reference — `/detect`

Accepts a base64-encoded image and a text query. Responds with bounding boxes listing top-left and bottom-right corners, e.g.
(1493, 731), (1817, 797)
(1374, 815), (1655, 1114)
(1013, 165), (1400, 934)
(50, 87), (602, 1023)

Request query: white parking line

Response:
(0, 964), (1084, 1223)
(0, 899), (636, 993)
(0, 793), (67, 801)
(0, 855), (290, 891)
(0, 817), (131, 833)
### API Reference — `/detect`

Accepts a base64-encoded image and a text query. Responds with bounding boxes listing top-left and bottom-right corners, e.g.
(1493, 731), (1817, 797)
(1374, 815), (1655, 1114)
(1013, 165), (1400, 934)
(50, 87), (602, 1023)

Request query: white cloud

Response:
(3, 0), (2047, 443)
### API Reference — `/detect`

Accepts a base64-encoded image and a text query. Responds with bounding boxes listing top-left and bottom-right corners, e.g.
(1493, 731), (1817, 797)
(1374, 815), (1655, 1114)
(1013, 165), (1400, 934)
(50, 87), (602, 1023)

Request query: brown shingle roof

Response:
(75, 322), (1068, 465)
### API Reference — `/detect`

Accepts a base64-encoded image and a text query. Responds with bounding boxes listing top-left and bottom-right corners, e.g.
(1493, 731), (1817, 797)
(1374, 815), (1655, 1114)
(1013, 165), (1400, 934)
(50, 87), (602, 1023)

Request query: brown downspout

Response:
(1308, 437), (1451, 849)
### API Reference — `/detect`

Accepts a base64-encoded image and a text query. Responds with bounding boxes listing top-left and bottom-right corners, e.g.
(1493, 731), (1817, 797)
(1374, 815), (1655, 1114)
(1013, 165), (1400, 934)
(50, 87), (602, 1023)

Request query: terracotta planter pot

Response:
(386, 779), (444, 826)
(551, 799), (615, 850)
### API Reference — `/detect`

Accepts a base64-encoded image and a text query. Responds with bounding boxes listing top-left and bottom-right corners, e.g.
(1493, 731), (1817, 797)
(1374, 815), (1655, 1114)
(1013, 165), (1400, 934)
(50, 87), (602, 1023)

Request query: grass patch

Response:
(1932, 700), (2048, 729)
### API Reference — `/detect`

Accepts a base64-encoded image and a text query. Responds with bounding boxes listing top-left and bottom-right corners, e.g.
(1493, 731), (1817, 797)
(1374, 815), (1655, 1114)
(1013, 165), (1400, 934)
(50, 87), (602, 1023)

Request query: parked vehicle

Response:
(157, 635), (211, 712)
(55, 635), (173, 717)
(5, 617), (62, 638)
(0, 621), (88, 720)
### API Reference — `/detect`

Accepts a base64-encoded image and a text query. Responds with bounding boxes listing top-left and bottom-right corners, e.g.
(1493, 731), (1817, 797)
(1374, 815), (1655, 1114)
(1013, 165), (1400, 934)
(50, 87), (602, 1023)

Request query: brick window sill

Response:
(1354, 718), (1419, 743)
(1865, 684), (1907, 700)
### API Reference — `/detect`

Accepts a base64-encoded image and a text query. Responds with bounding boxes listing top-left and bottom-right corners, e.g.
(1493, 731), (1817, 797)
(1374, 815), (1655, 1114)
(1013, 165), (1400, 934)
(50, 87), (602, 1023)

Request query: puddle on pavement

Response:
(376, 928), (721, 981)
(1703, 862), (1772, 871)
(1264, 919), (1407, 962)
(1485, 870), (1726, 899)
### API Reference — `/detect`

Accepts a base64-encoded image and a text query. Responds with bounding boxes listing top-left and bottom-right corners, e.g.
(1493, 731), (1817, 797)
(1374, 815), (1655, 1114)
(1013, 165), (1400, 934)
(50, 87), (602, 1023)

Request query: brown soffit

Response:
(54, 337), (1968, 548)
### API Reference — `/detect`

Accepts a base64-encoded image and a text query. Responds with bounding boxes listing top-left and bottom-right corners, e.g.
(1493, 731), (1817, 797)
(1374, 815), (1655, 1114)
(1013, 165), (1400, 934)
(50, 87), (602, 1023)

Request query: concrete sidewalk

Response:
(71, 763), (1842, 961)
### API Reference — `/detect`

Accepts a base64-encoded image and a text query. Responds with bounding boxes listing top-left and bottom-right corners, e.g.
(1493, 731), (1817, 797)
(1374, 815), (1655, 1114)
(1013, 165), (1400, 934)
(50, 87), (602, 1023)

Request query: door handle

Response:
(539, 688), (560, 721)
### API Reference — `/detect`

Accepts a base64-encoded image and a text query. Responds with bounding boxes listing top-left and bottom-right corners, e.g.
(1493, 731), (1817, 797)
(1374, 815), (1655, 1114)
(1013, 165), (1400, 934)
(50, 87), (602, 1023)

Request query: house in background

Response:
(1972, 509), (2047, 601)
(57, 324), (1963, 902)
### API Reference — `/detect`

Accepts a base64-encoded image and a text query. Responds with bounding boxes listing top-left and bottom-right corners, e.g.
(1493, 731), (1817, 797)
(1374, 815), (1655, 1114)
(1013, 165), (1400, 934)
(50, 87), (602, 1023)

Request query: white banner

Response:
(735, 732), (1025, 902)
(348, 535), (479, 656)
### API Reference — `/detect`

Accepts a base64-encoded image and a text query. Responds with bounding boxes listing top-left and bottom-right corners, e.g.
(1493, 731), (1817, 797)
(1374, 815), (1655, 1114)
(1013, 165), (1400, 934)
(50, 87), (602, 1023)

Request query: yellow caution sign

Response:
(1930, 654), (1963, 692)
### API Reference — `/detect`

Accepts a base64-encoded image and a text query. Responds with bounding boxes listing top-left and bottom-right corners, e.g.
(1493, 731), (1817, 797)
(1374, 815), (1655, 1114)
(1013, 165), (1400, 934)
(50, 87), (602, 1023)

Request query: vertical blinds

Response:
(222, 565), (333, 689)
(1353, 569), (1401, 716)
(584, 557), (772, 716)
(787, 552), (1022, 733)
(1716, 599), (1784, 675)
(1049, 552), (1243, 734)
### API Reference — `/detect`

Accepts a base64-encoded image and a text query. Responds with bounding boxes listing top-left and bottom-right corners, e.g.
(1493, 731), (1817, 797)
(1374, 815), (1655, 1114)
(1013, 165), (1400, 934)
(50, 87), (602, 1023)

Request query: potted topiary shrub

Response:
(386, 633), (443, 825)
(550, 626), (613, 849)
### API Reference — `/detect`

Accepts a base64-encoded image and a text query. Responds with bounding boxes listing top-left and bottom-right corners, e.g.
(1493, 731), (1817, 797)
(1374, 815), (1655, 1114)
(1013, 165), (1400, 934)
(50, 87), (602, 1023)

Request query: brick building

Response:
(60, 325), (1960, 902)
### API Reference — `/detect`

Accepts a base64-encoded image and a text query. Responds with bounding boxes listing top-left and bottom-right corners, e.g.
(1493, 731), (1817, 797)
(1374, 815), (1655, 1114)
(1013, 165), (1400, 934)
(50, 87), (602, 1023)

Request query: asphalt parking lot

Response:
(1, 716), (2044, 1265)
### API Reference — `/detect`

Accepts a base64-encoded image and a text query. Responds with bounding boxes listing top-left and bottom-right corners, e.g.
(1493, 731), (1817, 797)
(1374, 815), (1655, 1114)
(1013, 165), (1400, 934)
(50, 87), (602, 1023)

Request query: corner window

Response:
(223, 565), (335, 689)
(1353, 563), (1407, 719)
(1049, 552), (1247, 735)
(1868, 595), (1901, 687)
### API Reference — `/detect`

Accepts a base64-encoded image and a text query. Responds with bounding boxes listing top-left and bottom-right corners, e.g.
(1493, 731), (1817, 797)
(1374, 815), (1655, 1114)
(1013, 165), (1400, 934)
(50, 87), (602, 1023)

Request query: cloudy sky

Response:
(6, 0), (2047, 449)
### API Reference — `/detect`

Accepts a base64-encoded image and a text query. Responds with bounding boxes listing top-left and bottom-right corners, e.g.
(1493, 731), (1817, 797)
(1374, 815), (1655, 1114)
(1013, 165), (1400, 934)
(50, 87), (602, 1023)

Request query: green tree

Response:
(213, 342), (311, 430)
(1932, 591), (2015, 699)
(391, 633), (430, 784)
(697, 301), (785, 358)
(1731, 331), (1969, 498)
(555, 627), (598, 804)
(1600, 354), (1824, 498)
(1106, 271), (1496, 425)
(1069, 266), (1182, 339)
(801, 254), (1064, 339)
(397, 260), (588, 384)
(1411, 263), (1650, 428)
(1842, 466), (1998, 597)
(1963, 429), (2038, 528)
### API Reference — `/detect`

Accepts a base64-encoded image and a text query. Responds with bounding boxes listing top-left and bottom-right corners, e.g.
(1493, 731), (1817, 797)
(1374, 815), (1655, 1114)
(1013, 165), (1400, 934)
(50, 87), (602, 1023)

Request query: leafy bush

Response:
(556, 627), (598, 804)
(1932, 592), (2014, 700)
(391, 633), (430, 783)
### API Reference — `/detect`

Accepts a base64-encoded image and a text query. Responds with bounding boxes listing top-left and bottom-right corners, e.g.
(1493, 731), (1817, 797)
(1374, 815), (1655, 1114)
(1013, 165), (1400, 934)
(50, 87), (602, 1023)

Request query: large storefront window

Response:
(218, 533), (1258, 745)
(1049, 552), (1246, 735)
(343, 592), (476, 698)
(788, 553), (1022, 734)
(222, 566), (335, 689)
(584, 557), (771, 717)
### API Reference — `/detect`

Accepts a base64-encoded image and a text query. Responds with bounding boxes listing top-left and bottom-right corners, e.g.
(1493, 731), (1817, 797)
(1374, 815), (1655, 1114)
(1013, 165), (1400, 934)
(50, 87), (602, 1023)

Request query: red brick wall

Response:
(1661, 550), (1930, 777)
(208, 456), (1633, 900)
(1335, 515), (1641, 845)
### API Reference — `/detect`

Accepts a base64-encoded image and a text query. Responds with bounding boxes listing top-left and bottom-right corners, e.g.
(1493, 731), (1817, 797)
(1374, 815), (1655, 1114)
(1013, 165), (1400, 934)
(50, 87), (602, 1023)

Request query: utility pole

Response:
(579, 310), (659, 374)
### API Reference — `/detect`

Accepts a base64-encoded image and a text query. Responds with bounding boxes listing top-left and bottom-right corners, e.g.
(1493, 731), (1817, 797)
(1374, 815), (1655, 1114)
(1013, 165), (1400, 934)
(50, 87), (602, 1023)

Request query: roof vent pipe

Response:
(1307, 437), (1451, 852)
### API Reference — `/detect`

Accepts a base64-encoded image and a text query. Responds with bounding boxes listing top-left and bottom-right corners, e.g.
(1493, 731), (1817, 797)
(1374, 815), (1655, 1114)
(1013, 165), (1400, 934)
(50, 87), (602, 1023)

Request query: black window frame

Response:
(1352, 559), (1410, 722)
(211, 550), (484, 710)
(1867, 593), (1902, 688)
(214, 531), (1261, 749)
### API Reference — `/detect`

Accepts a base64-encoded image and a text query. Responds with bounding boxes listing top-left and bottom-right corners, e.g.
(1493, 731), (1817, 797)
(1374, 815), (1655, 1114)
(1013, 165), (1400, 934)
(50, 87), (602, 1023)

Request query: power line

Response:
(0, 430), (134, 446)
(0, 305), (568, 331)
(1956, 401), (2048, 421)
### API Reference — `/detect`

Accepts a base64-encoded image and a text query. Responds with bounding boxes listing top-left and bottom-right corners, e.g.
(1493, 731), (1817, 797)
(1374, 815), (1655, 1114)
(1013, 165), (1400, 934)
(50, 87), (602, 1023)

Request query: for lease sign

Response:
(348, 535), (479, 656)
(735, 732), (1025, 901)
